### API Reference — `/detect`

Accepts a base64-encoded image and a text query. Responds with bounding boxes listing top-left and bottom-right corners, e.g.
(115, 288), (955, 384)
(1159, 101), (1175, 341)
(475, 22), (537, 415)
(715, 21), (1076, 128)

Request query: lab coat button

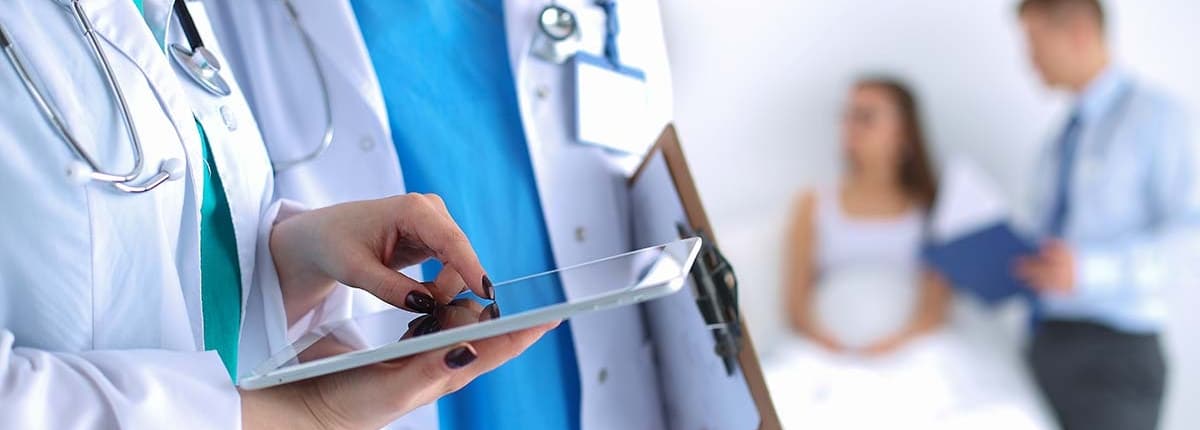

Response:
(219, 106), (237, 131)
(359, 137), (375, 151)
(535, 84), (550, 100)
(574, 226), (586, 242)
(598, 368), (608, 384)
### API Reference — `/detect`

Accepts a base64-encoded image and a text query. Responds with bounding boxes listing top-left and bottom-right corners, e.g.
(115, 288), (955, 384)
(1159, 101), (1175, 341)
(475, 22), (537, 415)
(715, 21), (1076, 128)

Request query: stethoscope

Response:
(172, 0), (336, 173)
(0, 0), (188, 193)
(532, 2), (581, 64)
(167, 0), (232, 97)
(268, 0), (335, 173)
(532, 1), (624, 69)
(0, 0), (332, 194)
(170, 0), (336, 173)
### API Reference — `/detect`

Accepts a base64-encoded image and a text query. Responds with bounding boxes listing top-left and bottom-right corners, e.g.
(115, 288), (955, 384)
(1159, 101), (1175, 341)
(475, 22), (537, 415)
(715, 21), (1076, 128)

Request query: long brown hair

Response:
(855, 78), (939, 210)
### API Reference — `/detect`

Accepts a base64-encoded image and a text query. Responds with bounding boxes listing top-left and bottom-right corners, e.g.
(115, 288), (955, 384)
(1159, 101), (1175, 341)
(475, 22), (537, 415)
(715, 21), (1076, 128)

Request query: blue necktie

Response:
(1047, 111), (1084, 237)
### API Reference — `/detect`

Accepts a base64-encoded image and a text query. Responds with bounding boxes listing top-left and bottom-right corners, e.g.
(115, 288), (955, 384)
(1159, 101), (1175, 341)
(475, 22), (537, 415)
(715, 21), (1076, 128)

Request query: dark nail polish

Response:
(445, 346), (477, 369)
(486, 302), (501, 319)
(408, 315), (428, 329)
(483, 275), (495, 300)
(406, 291), (436, 314)
(414, 315), (441, 337)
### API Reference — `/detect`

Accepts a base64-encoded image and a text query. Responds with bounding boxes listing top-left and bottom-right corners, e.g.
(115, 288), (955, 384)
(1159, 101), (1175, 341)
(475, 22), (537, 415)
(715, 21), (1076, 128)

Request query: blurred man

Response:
(1013, 0), (1199, 429)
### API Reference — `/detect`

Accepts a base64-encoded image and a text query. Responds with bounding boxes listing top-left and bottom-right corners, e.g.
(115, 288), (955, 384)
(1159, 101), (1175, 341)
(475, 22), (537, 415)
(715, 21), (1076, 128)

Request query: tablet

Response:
(239, 237), (702, 389)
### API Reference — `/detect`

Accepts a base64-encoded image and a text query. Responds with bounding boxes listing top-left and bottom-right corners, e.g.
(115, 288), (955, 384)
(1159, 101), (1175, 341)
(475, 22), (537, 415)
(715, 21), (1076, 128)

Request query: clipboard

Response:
(628, 124), (781, 430)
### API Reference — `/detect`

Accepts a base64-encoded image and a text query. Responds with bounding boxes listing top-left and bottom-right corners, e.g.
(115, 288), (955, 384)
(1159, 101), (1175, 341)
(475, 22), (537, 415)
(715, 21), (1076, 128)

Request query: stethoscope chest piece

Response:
(169, 43), (231, 97)
(532, 4), (581, 64)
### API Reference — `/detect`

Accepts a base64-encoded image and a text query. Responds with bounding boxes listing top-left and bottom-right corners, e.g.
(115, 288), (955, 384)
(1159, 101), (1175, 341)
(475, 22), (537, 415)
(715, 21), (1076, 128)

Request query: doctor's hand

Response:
(1015, 240), (1077, 295)
(241, 321), (558, 430)
(270, 194), (493, 323)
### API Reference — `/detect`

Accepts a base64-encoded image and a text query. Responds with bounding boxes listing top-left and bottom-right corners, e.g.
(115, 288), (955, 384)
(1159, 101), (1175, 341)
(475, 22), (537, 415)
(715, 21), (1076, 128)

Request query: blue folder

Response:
(923, 222), (1039, 305)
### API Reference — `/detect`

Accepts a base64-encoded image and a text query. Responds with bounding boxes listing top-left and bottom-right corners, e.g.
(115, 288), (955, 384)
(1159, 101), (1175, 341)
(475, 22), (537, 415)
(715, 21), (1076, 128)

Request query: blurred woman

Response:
(785, 78), (949, 356)
(771, 78), (1056, 429)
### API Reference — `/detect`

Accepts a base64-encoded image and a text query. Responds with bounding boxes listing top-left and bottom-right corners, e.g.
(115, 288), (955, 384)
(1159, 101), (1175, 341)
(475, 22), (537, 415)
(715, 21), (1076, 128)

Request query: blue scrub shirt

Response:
(349, 1), (581, 429)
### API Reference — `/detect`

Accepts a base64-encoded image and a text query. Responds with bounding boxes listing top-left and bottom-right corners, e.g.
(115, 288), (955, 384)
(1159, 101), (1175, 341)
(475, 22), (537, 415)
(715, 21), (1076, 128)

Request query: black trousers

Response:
(1029, 320), (1167, 430)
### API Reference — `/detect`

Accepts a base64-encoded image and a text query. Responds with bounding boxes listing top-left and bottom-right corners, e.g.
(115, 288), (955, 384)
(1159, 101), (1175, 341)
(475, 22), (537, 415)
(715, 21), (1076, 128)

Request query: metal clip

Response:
(677, 223), (743, 376)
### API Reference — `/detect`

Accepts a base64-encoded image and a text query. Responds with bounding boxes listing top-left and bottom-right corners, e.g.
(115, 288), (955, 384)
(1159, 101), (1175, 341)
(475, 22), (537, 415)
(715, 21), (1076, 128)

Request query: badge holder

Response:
(572, 1), (651, 155)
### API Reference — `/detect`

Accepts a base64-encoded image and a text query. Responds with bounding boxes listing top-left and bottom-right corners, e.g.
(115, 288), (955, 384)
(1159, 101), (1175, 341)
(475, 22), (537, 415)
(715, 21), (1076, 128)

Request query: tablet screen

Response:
(243, 237), (700, 387)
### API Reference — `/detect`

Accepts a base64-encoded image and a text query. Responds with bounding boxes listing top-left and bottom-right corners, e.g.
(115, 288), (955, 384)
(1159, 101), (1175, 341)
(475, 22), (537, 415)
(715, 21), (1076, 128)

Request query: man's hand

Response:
(1015, 240), (1077, 294)
(270, 194), (494, 323)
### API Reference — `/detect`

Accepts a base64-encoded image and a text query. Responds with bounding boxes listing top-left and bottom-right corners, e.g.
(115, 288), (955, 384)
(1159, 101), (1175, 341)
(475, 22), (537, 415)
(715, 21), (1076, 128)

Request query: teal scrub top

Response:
(197, 122), (243, 381)
(134, 0), (243, 380)
(349, 1), (581, 429)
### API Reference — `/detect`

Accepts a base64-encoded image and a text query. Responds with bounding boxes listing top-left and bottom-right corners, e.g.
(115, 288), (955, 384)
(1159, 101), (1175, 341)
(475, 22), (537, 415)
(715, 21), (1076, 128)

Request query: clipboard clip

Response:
(676, 223), (743, 376)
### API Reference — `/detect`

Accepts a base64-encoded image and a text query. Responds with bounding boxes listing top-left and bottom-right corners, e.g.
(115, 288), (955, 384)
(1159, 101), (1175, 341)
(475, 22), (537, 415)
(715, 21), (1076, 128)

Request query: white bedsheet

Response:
(764, 300), (1058, 429)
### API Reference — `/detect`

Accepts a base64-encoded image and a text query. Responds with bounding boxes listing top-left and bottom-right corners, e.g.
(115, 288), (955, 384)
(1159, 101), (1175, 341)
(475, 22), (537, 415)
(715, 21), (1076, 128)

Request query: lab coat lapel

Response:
(86, 0), (207, 348)
(163, 1), (274, 317)
(87, 0), (201, 175)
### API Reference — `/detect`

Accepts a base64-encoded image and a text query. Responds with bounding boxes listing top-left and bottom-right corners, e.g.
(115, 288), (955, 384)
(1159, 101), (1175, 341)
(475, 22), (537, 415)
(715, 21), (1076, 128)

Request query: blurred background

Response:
(658, 0), (1200, 428)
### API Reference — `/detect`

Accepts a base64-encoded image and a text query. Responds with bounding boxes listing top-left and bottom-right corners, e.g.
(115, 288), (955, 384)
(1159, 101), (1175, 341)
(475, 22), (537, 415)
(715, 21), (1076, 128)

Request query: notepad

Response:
(923, 222), (1039, 305)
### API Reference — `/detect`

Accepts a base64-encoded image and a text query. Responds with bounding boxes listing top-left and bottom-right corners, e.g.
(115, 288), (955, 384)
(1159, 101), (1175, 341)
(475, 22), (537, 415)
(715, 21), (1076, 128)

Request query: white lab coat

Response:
(0, 0), (299, 427)
(203, 0), (676, 429)
(201, 1), (434, 427)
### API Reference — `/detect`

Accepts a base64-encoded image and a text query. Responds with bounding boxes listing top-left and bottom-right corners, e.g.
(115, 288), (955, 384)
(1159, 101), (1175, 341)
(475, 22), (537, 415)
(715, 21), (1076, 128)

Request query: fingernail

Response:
(406, 291), (436, 314)
(483, 275), (495, 300)
(445, 346), (477, 369)
(414, 315), (441, 337)
(486, 302), (501, 319)
(408, 315), (427, 329)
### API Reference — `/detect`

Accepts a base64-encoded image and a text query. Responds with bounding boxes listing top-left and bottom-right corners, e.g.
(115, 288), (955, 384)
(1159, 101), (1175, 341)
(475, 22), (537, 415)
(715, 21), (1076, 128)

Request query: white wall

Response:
(658, 1), (1200, 428)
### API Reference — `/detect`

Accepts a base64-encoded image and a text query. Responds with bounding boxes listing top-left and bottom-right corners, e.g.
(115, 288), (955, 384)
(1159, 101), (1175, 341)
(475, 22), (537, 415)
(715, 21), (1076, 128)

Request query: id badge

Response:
(573, 52), (649, 154)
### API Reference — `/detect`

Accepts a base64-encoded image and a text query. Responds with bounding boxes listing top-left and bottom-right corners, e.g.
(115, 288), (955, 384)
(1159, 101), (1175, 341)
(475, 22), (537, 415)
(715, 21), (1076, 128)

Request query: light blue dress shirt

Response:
(1029, 67), (1199, 333)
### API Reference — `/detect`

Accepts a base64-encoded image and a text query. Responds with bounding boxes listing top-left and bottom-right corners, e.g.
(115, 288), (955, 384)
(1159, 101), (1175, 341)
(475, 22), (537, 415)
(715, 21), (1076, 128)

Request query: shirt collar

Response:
(1074, 66), (1131, 121)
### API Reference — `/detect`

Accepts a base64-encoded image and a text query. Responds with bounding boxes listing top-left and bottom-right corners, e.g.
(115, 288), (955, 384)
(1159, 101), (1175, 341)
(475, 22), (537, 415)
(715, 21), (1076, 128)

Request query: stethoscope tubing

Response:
(269, 0), (335, 174)
(1, 1), (179, 193)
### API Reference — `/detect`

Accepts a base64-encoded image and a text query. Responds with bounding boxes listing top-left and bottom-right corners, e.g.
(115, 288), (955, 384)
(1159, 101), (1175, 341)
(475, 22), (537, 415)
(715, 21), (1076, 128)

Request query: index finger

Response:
(426, 269), (468, 304)
(410, 200), (492, 300)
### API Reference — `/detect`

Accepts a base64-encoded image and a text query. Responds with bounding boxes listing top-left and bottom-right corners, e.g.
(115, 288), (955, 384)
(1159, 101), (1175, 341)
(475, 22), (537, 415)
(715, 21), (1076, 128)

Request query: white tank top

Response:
(810, 186), (928, 348)
(814, 186), (925, 273)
